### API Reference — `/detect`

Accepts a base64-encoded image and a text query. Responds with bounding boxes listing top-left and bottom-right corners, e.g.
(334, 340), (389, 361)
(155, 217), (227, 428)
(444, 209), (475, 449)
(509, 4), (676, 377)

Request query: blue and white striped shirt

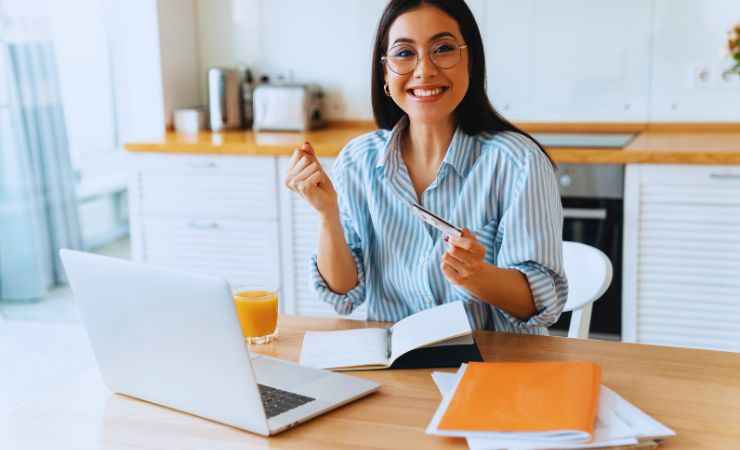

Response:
(310, 117), (567, 334)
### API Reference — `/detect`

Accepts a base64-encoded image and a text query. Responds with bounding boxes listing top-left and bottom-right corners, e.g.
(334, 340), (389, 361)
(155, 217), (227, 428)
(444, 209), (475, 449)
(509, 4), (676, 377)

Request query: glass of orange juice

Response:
(232, 287), (279, 345)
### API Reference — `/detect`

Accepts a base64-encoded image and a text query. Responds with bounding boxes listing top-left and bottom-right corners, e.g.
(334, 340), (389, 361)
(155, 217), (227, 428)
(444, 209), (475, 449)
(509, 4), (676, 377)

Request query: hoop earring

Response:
(383, 83), (391, 96)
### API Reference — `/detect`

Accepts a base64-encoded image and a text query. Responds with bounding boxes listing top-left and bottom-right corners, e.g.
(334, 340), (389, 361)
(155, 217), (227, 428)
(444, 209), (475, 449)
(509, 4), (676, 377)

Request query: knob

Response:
(559, 174), (572, 187)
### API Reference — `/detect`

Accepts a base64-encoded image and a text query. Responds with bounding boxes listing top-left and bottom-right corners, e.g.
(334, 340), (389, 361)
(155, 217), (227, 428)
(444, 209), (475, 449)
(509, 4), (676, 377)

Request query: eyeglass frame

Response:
(380, 42), (469, 75)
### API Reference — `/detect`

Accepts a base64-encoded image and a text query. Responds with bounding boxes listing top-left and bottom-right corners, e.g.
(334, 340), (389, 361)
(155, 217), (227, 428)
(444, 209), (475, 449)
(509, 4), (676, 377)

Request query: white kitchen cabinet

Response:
(278, 156), (367, 320)
(485, 0), (651, 122)
(132, 153), (278, 219)
(130, 151), (367, 319)
(141, 217), (279, 288)
(128, 153), (282, 301)
(623, 164), (740, 352)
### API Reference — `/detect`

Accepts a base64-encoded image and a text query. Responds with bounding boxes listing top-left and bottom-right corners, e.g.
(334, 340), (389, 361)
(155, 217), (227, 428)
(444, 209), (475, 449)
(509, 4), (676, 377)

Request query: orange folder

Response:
(438, 361), (601, 433)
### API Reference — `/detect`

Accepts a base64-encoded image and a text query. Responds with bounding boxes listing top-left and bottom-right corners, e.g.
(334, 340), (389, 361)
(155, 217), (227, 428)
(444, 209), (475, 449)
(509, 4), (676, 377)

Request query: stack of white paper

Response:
(429, 366), (675, 450)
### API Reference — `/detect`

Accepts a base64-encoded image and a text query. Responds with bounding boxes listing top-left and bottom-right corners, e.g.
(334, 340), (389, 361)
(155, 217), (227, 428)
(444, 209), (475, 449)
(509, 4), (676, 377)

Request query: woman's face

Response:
(384, 5), (470, 126)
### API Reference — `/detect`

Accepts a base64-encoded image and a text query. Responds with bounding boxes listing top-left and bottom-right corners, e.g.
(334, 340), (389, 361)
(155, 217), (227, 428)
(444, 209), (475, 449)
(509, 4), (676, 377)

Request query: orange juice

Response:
(233, 290), (278, 344)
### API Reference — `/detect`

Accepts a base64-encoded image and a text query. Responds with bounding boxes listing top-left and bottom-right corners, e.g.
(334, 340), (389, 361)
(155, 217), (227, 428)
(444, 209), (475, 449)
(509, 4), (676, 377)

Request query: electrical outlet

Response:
(271, 69), (297, 85)
(718, 64), (740, 86)
(691, 60), (740, 90)
(690, 65), (712, 88)
(273, 72), (288, 84)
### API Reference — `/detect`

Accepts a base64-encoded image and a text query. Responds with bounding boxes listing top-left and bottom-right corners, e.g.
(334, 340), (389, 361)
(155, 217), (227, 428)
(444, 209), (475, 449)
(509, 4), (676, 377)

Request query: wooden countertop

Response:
(124, 122), (740, 164)
(11, 315), (740, 449)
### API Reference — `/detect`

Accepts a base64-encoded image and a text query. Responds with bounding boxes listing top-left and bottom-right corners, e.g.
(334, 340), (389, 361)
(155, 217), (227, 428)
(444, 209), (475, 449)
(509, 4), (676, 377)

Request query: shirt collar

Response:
(375, 115), (408, 173)
(375, 115), (474, 178)
(440, 126), (472, 178)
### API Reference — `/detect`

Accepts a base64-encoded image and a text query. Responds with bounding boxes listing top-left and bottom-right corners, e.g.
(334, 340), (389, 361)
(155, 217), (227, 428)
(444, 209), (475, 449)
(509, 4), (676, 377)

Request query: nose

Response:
(413, 51), (438, 79)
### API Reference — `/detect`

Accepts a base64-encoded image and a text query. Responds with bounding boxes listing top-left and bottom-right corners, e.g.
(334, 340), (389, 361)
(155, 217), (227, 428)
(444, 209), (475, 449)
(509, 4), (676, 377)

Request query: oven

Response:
(550, 164), (624, 339)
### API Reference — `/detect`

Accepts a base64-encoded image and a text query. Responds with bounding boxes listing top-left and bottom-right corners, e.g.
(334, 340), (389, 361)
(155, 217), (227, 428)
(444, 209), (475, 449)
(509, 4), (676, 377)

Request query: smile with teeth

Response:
(409, 86), (448, 97)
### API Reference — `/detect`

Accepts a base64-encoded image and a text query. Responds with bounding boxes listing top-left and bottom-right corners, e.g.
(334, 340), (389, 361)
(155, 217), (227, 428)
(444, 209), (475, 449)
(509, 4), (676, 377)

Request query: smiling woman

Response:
(283, 0), (568, 335)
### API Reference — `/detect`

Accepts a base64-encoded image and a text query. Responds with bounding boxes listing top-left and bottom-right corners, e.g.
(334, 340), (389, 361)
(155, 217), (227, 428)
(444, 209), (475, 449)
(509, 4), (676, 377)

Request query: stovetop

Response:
(530, 132), (636, 149)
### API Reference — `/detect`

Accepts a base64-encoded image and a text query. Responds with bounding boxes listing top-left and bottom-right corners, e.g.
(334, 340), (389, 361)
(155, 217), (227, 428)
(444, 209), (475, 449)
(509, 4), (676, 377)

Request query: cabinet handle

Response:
(187, 220), (220, 230)
(563, 208), (607, 220)
(186, 161), (217, 169)
(710, 173), (740, 180)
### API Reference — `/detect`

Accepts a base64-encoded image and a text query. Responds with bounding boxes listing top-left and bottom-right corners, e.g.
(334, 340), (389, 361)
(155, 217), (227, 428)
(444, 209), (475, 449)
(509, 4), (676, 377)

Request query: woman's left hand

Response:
(441, 228), (487, 288)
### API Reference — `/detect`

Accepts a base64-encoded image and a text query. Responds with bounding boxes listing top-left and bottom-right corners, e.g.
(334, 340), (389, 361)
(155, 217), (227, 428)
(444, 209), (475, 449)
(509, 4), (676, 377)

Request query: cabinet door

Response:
(623, 164), (740, 351)
(141, 217), (280, 291)
(485, 0), (651, 122)
(132, 154), (278, 220)
(278, 156), (367, 320)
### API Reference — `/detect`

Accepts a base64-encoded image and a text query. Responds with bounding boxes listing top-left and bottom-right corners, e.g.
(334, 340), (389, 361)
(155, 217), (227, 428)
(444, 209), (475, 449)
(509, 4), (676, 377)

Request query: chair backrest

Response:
(561, 241), (613, 339)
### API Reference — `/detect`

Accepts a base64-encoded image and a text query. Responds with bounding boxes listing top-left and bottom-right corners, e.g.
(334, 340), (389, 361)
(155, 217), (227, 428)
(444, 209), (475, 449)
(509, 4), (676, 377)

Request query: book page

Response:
(299, 328), (389, 369)
(389, 301), (472, 364)
(422, 334), (474, 348)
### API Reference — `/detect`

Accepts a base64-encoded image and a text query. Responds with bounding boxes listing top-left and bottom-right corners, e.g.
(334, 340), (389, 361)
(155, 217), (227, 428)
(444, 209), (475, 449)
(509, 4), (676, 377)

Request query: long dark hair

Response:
(371, 0), (552, 163)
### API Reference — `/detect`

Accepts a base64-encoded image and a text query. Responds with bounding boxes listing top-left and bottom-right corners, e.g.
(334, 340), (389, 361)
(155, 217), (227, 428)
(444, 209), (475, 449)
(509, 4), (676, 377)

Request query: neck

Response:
(403, 116), (456, 167)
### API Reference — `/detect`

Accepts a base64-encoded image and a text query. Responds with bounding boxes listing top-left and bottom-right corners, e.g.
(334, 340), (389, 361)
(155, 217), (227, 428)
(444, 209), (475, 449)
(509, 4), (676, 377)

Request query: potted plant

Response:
(724, 24), (740, 78)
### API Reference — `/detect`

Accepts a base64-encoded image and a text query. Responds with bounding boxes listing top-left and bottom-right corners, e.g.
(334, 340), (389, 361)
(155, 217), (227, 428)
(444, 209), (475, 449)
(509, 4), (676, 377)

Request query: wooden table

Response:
(6, 316), (740, 449)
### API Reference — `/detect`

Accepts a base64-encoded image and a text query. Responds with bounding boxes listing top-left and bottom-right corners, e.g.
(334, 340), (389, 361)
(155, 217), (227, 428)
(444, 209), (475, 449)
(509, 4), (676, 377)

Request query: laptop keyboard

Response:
(257, 384), (315, 418)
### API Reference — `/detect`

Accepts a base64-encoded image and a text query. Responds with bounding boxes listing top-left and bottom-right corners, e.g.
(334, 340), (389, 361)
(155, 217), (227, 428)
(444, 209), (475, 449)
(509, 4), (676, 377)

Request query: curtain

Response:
(0, 2), (82, 301)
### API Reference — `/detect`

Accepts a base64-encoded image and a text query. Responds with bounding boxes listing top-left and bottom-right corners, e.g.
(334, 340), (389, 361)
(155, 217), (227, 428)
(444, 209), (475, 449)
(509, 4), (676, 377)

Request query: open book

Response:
(299, 301), (481, 370)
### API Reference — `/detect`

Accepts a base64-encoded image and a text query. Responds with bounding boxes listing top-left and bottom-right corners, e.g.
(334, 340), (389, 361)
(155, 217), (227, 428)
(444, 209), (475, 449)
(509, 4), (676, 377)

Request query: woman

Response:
(284, 0), (567, 334)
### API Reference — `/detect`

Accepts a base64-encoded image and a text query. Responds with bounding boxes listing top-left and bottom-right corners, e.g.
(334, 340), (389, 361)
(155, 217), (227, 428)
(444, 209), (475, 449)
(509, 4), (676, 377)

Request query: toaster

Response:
(252, 84), (325, 131)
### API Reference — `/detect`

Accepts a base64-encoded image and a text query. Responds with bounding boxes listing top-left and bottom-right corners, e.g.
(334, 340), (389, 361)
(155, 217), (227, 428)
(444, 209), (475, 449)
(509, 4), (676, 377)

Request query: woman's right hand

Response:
(284, 142), (338, 220)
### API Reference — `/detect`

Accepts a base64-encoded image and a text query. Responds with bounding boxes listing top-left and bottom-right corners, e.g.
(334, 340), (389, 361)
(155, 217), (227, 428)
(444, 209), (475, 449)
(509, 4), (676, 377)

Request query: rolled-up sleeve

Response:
(309, 155), (367, 315)
(494, 135), (568, 330)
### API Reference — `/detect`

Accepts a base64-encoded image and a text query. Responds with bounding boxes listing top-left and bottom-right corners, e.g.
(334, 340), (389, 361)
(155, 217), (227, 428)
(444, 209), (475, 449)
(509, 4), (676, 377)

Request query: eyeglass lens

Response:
(385, 40), (464, 75)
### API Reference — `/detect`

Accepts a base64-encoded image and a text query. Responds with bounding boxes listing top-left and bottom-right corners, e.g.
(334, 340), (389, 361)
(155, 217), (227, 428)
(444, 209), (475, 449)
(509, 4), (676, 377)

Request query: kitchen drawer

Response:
(141, 217), (280, 288)
(134, 156), (278, 220)
(636, 164), (740, 188)
(131, 153), (275, 176)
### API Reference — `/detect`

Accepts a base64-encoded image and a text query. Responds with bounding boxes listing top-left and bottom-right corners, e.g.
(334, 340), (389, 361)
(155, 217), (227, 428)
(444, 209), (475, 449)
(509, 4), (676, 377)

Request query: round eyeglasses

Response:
(381, 40), (468, 75)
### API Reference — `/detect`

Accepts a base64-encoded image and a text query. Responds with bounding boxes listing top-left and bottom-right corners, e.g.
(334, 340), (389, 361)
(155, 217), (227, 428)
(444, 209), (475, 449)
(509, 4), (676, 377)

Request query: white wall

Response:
(192, 0), (740, 122)
(104, 0), (166, 142)
(196, 0), (386, 119)
(486, 0), (653, 122)
(50, 0), (117, 169)
(157, 0), (202, 128)
(195, 0), (261, 104)
(649, 0), (740, 121)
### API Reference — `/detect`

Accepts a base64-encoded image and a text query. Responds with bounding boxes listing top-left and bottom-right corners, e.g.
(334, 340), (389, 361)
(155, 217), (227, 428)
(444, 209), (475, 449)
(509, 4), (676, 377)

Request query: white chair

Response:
(561, 241), (613, 339)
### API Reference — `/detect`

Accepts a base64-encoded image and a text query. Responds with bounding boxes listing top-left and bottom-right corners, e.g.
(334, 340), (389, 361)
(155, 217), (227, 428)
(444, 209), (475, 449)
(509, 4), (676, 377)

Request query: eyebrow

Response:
(391, 32), (456, 46)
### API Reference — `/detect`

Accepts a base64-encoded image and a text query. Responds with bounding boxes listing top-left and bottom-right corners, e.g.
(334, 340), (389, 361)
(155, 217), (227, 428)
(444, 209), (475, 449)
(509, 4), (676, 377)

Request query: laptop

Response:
(59, 249), (379, 436)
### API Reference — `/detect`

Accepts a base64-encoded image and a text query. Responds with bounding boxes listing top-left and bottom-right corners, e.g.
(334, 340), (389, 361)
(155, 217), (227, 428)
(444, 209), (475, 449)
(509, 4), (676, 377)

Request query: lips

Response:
(407, 86), (449, 98)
